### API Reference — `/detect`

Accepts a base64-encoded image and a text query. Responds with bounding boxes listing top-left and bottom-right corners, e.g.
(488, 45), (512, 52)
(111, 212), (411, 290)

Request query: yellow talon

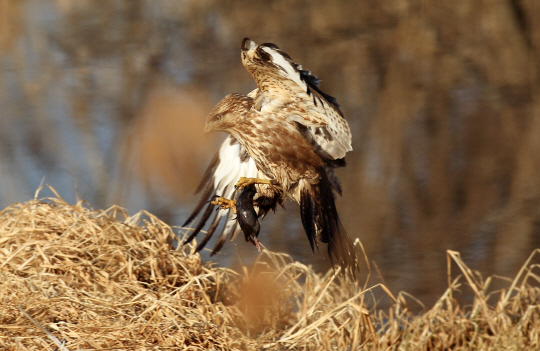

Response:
(235, 177), (274, 188)
(211, 197), (237, 215)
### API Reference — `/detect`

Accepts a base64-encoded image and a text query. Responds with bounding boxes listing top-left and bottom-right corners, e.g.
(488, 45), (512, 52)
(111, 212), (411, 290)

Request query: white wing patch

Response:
(213, 136), (258, 201)
(182, 135), (258, 254)
(262, 46), (307, 92)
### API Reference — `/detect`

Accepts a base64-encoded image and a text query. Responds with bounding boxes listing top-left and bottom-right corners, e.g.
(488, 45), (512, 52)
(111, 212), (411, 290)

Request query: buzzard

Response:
(183, 38), (358, 273)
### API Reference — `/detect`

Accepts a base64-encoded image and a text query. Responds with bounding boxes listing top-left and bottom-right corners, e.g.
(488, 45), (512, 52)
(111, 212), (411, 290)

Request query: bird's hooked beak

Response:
(204, 119), (214, 133)
(204, 112), (221, 133)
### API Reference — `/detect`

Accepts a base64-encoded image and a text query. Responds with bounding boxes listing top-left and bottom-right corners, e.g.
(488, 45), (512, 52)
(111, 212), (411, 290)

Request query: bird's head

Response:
(205, 93), (253, 133)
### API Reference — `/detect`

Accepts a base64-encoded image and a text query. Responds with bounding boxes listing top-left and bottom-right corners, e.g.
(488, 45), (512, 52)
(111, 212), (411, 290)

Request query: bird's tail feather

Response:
(299, 168), (359, 275)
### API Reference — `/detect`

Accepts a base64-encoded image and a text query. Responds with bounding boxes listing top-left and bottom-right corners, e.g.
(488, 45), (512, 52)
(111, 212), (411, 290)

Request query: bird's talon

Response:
(210, 196), (237, 215)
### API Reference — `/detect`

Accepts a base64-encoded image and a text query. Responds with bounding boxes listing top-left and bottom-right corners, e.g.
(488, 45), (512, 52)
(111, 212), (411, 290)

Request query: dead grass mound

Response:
(0, 188), (539, 350)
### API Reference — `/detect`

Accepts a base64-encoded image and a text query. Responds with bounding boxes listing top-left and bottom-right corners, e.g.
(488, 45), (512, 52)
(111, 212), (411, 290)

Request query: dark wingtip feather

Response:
(183, 202), (214, 246)
(195, 211), (221, 252)
(211, 225), (240, 256)
(316, 167), (360, 275)
(327, 222), (359, 278)
(184, 149), (222, 227)
(209, 227), (230, 256)
(298, 69), (342, 114)
(182, 184), (217, 227)
(194, 151), (220, 195)
(210, 240), (225, 256)
(300, 187), (317, 253)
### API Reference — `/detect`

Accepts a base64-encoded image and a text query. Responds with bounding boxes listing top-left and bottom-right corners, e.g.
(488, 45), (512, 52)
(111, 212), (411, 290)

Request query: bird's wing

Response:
(182, 135), (258, 255)
(241, 38), (352, 160)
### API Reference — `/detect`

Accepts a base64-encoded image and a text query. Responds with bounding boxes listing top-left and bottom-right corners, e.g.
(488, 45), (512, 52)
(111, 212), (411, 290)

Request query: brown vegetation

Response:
(1, 190), (539, 350)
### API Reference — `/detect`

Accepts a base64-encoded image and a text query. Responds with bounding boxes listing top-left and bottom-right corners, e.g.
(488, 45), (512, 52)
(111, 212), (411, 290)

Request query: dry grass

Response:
(0, 187), (539, 350)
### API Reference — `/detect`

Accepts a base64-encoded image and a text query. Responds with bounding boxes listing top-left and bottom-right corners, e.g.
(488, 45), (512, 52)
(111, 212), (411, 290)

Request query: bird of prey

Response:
(183, 38), (358, 273)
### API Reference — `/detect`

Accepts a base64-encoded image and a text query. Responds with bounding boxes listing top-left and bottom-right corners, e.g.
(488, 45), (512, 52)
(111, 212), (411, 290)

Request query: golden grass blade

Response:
(17, 306), (70, 351)
(502, 248), (540, 305)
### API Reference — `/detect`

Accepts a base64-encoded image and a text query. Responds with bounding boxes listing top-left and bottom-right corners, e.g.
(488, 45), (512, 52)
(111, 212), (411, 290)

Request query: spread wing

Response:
(241, 38), (352, 160)
(182, 135), (258, 255)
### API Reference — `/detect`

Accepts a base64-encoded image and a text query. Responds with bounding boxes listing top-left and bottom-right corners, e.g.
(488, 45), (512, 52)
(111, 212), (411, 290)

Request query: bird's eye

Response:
(215, 114), (222, 121)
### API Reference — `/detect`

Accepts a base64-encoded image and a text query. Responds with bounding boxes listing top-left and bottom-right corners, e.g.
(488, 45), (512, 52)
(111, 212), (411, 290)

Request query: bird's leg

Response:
(235, 177), (277, 188)
(210, 196), (237, 215)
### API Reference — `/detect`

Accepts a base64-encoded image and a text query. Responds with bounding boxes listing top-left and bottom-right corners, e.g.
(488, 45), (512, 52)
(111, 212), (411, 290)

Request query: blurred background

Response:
(1, 0), (539, 308)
